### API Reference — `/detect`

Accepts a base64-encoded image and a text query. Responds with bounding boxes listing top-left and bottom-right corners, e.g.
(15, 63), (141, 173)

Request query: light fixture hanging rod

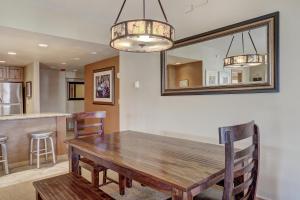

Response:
(242, 32), (245, 54)
(158, 0), (169, 22)
(143, 0), (146, 18)
(248, 31), (258, 54)
(226, 35), (235, 57)
(114, 0), (127, 24)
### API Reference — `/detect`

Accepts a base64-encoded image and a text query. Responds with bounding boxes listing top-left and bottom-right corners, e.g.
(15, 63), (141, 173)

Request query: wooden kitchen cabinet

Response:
(0, 67), (6, 81)
(0, 67), (24, 82)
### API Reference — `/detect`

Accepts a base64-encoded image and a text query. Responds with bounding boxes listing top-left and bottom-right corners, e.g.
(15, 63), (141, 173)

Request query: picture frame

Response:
(179, 80), (189, 88)
(25, 81), (32, 98)
(219, 69), (232, 85)
(67, 81), (84, 101)
(93, 66), (115, 105)
(205, 70), (219, 86)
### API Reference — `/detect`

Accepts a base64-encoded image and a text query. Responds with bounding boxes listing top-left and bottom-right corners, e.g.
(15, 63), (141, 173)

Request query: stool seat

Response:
(31, 131), (53, 139)
(0, 136), (8, 143)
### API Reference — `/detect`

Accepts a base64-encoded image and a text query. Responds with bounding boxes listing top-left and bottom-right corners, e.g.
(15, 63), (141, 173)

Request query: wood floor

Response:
(0, 161), (169, 200)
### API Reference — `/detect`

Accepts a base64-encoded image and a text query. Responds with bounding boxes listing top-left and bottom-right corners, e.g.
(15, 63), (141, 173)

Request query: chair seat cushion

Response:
(33, 173), (114, 200)
(194, 185), (223, 200)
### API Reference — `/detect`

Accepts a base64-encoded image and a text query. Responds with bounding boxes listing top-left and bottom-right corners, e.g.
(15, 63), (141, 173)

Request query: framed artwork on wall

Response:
(25, 81), (32, 98)
(93, 66), (115, 105)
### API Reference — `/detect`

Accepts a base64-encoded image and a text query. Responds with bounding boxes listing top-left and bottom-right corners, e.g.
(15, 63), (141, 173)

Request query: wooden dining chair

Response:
(73, 111), (119, 189)
(195, 121), (260, 200)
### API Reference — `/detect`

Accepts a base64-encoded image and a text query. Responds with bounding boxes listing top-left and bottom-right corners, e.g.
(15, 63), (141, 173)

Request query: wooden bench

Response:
(33, 173), (115, 200)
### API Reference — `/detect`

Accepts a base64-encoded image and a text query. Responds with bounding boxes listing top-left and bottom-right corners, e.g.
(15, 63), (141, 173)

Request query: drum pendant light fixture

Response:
(224, 31), (266, 68)
(110, 0), (175, 53)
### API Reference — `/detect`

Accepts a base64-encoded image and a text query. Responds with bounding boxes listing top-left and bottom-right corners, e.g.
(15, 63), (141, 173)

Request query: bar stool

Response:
(0, 135), (9, 175)
(29, 131), (56, 169)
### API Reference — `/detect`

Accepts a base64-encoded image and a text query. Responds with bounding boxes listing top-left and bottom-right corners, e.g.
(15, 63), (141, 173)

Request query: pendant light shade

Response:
(224, 54), (266, 68)
(224, 31), (266, 68)
(110, 0), (175, 53)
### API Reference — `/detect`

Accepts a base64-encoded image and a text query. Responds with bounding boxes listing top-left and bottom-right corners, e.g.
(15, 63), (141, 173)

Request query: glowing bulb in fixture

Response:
(135, 35), (157, 42)
(38, 43), (49, 48)
(8, 52), (16, 55)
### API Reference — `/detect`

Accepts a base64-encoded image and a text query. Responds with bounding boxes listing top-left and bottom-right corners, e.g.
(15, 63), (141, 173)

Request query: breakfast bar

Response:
(0, 113), (70, 167)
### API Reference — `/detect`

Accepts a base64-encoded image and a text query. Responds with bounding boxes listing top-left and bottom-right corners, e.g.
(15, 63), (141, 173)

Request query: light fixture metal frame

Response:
(110, 0), (175, 53)
(224, 31), (266, 68)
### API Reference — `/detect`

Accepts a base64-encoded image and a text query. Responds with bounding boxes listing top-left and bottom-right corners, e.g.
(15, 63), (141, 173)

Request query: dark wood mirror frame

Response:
(161, 12), (279, 96)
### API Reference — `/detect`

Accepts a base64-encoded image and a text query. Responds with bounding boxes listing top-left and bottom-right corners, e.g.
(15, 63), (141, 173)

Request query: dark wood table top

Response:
(66, 131), (225, 191)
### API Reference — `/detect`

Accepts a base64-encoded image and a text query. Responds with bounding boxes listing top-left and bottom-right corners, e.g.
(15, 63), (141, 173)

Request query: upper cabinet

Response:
(0, 66), (24, 82)
(0, 67), (6, 81)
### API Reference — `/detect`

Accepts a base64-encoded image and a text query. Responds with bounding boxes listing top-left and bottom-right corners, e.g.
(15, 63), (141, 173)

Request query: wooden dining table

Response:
(65, 131), (226, 200)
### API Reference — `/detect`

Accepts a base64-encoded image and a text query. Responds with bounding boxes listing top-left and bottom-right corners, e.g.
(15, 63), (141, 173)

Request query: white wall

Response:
(40, 66), (66, 113)
(39, 68), (84, 114)
(120, 1), (300, 199)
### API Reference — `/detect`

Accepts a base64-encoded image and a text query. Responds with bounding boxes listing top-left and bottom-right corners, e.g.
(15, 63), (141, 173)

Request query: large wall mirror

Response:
(161, 12), (279, 95)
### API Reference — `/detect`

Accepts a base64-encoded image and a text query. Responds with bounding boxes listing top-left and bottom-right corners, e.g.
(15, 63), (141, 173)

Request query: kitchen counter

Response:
(0, 113), (70, 167)
(0, 113), (71, 121)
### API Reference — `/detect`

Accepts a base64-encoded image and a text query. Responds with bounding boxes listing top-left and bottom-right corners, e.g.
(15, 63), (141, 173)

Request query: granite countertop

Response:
(0, 113), (71, 121)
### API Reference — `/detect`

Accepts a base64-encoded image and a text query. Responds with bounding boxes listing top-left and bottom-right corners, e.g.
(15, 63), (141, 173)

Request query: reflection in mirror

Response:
(161, 12), (279, 95)
(166, 25), (268, 89)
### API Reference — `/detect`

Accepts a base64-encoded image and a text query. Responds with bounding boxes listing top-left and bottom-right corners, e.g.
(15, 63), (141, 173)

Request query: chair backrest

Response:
(219, 121), (260, 200)
(72, 111), (106, 138)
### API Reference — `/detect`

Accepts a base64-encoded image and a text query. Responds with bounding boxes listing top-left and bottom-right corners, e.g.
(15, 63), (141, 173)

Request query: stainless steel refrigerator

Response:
(0, 83), (23, 116)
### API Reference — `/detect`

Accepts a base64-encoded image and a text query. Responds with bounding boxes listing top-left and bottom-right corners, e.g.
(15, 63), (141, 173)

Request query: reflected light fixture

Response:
(110, 0), (175, 53)
(224, 31), (266, 68)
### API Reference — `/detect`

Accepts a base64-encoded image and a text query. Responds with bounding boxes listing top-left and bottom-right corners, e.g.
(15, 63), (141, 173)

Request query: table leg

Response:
(172, 188), (184, 200)
(119, 174), (126, 195)
(126, 178), (132, 188)
(68, 146), (80, 175)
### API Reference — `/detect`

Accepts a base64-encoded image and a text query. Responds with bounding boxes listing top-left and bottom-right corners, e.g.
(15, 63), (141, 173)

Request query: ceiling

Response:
(167, 55), (199, 65)
(0, 0), (280, 69)
(0, 26), (118, 69)
(0, 0), (278, 44)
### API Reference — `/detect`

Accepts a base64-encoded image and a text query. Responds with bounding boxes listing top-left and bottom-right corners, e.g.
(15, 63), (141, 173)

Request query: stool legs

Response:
(1, 143), (9, 175)
(30, 138), (34, 165)
(44, 138), (48, 161)
(49, 137), (56, 164)
(30, 136), (56, 169)
(37, 139), (40, 169)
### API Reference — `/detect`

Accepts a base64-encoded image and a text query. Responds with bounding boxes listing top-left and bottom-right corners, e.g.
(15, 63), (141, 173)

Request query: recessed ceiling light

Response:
(90, 52), (97, 55)
(72, 58), (80, 60)
(0, 61), (6, 63)
(61, 62), (67, 65)
(38, 43), (49, 48)
(8, 52), (16, 55)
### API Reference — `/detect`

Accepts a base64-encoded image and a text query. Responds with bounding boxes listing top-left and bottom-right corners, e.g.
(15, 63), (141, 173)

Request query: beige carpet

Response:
(0, 161), (170, 200)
